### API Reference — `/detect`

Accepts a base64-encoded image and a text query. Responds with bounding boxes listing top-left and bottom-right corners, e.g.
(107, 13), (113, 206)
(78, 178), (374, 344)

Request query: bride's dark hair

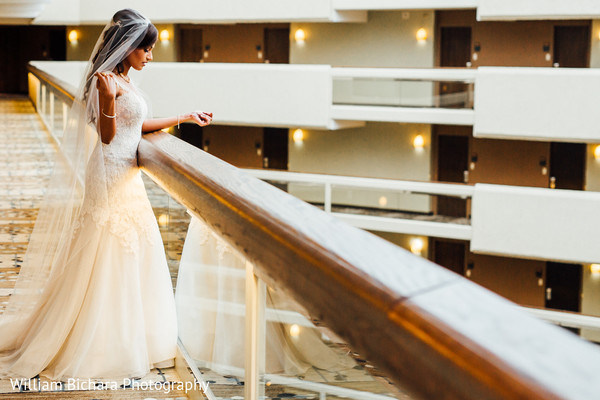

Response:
(97, 9), (158, 74)
(83, 9), (157, 104)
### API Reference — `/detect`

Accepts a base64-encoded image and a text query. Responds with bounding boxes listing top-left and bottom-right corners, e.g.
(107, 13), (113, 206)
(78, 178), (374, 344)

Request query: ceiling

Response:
(0, 0), (52, 24)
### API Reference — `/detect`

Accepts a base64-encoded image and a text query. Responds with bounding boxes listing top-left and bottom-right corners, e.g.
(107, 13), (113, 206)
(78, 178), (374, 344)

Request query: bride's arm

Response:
(142, 111), (213, 133)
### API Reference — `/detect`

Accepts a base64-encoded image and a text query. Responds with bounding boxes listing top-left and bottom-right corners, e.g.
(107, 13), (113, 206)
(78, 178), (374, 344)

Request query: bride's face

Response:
(125, 43), (155, 71)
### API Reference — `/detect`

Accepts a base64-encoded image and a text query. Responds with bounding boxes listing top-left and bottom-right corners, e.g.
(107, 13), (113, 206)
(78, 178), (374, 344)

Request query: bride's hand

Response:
(95, 72), (119, 100)
(188, 111), (213, 127)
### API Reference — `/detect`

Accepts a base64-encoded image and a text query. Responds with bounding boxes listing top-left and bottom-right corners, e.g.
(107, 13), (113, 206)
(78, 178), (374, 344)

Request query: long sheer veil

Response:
(0, 9), (152, 351)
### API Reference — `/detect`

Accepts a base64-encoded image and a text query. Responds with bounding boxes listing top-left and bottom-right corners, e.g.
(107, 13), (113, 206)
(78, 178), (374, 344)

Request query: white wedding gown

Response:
(0, 83), (177, 380)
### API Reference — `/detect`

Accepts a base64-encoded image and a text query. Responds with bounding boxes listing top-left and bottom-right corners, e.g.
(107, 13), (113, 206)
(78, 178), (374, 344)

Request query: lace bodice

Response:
(77, 84), (157, 251)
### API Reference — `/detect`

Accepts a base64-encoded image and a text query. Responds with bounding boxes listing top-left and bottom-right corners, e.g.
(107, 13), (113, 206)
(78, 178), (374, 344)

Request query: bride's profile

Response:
(0, 8), (212, 380)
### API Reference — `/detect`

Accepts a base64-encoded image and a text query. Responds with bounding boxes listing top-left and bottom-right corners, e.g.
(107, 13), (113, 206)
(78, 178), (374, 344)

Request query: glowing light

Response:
(591, 264), (600, 275)
(159, 29), (170, 42)
(413, 134), (425, 149)
(409, 238), (424, 255)
(378, 196), (388, 207)
(295, 29), (306, 43)
(416, 28), (427, 42)
(594, 145), (600, 160)
(290, 324), (300, 337)
(158, 214), (170, 226)
(293, 129), (304, 143)
(68, 30), (79, 44)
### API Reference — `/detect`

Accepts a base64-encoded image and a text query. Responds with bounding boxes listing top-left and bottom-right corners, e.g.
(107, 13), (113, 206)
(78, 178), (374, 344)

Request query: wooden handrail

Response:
(28, 64), (77, 104)
(138, 131), (600, 400)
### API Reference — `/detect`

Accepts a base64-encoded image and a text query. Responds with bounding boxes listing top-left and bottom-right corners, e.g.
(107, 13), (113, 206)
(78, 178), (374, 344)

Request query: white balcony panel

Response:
(474, 67), (600, 143)
(137, 63), (333, 129)
(35, 0), (366, 24)
(471, 184), (600, 264)
(333, 0), (477, 11)
(332, 105), (474, 125)
(334, 213), (472, 241)
(478, 0), (600, 20)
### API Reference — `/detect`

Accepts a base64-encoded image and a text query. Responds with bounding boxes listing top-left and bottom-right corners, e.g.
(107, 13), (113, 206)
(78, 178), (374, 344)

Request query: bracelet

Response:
(101, 109), (116, 119)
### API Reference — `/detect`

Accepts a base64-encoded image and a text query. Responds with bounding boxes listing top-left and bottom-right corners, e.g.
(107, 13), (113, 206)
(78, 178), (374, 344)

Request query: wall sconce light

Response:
(550, 176), (556, 189)
(159, 29), (170, 42)
(255, 142), (262, 156)
(295, 28), (306, 43)
(591, 264), (600, 275)
(292, 129), (304, 143)
(594, 145), (600, 160)
(378, 196), (388, 207)
(68, 29), (79, 44)
(256, 45), (263, 60)
(413, 134), (425, 149)
(466, 262), (474, 278)
(416, 28), (427, 42)
(203, 139), (210, 152)
(409, 238), (424, 255)
(203, 45), (211, 59)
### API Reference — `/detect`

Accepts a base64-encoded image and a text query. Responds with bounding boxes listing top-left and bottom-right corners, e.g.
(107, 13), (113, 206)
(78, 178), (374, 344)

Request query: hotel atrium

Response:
(0, 0), (600, 399)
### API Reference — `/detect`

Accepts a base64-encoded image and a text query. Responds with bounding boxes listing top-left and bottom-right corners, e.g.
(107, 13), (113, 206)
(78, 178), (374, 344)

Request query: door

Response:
(432, 239), (465, 276)
(550, 142), (586, 190)
(263, 128), (288, 170)
(553, 25), (590, 68)
(545, 262), (582, 312)
(469, 138), (550, 188)
(436, 131), (469, 217)
(264, 27), (290, 64)
(178, 27), (203, 62)
(439, 27), (471, 108)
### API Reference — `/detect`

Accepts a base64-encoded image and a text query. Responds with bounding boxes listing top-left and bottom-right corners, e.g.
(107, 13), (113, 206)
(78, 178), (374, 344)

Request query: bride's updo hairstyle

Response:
(95, 9), (158, 73)
(83, 9), (157, 104)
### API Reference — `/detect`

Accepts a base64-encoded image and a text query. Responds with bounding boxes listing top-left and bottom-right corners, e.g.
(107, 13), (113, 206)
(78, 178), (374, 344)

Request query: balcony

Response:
(32, 0), (600, 24)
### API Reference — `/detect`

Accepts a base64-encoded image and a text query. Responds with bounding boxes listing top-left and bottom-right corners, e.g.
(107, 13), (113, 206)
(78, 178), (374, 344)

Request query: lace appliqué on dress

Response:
(73, 87), (156, 253)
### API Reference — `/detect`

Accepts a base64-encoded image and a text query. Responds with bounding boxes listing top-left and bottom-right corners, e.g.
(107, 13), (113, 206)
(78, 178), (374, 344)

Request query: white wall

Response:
(478, 0), (600, 20)
(471, 184), (600, 264)
(582, 266), (600, 342)
(474, 67), (600, 143)
(290, 11), (435, 68)
(35, 0), (363, 24)
(288, 123), (432, 212)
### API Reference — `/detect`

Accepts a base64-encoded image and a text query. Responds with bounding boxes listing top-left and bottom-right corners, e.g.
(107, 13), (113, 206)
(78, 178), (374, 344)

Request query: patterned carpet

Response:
(0, 95), (188, 400)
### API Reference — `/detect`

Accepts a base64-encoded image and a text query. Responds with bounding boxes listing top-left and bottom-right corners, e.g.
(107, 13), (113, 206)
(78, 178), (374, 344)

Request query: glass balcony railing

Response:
(332, 78), (474, 109)
(331, 68), (475, 110)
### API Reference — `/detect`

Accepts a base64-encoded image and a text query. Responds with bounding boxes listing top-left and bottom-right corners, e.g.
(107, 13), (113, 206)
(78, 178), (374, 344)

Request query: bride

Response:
(0, 8), (212, 380)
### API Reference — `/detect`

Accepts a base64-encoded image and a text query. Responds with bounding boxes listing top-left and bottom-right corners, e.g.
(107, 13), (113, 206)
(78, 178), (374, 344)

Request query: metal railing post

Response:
(245, 261), (266, 400)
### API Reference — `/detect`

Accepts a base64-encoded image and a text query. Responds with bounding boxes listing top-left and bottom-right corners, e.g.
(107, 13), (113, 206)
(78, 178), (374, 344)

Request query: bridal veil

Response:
(0, 9), (152, 352)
